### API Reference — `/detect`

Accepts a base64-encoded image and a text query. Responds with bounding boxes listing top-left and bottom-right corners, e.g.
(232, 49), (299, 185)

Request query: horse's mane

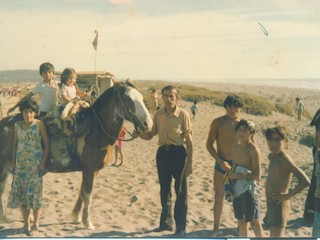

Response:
(77, 81), (136, 118)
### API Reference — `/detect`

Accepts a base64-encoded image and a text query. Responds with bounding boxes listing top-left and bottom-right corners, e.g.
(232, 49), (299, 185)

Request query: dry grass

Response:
(133, 80), (312, 117)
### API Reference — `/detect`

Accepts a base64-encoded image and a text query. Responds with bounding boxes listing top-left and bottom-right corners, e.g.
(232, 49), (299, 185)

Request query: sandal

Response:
(23, 228), (32, 236)
(31, 225), (39, 235)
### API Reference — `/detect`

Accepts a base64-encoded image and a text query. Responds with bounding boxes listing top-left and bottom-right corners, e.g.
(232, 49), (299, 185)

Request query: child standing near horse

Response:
(112, 127), (126, 166)
(8, 99), (49, 236)
(264, 125), (310, 237)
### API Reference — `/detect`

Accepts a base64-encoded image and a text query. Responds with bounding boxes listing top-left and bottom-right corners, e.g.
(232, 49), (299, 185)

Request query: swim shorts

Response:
(264, 199), (290, 228)
(233, 191), (260, 222)
(214, 160), (232, 174)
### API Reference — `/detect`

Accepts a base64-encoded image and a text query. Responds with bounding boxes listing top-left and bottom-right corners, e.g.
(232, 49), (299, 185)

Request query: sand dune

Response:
(0, 82), (317, 237)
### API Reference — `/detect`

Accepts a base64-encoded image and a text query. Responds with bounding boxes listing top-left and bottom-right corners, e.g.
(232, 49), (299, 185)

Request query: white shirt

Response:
(60, 84), (77, 106)
(31, 80), (59, 112)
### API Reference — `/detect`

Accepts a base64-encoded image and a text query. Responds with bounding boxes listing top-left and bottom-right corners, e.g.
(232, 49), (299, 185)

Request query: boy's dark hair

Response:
(19, 99), (39, 114)
(236, 119), (255, 134)
(61, 68), (76, 85)
(39, 62), (54, 75)
(224, 94), (243, 108)
(194, 101), (197, 104)
(265, 125), (288, 141)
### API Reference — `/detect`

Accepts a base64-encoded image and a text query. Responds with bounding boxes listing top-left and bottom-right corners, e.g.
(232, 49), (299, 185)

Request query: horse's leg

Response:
(81, 169), (95, 230)
(0, 176), (8, 223)
(71, 182), (84, 224)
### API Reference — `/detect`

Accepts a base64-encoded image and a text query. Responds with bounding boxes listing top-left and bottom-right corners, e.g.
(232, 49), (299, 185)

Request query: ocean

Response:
(198, 78), (320, 91)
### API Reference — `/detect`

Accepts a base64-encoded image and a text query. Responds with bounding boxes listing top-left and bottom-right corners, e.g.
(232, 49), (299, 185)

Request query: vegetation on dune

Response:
(134, 80), (311, 118)
(299, 132), (314, 148)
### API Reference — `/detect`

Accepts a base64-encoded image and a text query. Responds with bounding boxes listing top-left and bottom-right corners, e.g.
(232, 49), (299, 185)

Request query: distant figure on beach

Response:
(150, 89), (158, 116)
(264, 125), (310, 237)
(7, 62), (59, 118)
(190, 101), (198, 121)
(133, 85), (193, 237)
(304, 109), (320, 223)
(0, 99), (3, 120)
(295, 97), (304, 121)
(228, 119), (264, 237)
(112, 127), (126, 166)
(206, 94), (243, 234)
(8, 99), (49, 236)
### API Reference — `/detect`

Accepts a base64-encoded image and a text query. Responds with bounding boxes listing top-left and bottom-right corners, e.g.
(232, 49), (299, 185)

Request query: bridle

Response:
(90, 86), (138, 142)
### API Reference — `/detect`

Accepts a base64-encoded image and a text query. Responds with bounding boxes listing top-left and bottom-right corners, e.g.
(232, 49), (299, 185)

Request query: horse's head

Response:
(113, 81), (153, 133)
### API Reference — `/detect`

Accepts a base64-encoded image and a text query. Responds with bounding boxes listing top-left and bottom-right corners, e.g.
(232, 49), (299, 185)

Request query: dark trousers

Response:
(156, 145), (187, 231)
(304, 146), (317, 220)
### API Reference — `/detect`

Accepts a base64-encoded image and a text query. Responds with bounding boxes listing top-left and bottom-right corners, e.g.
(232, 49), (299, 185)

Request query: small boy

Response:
(228, 119), (264, 237)
(295, 97), (304, 121)
(264, 125), (310, 237)
(190, 101), (198, 121)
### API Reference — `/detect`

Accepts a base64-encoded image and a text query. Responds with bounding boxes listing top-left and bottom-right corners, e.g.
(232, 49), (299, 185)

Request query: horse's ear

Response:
(125, 78), (135, 88)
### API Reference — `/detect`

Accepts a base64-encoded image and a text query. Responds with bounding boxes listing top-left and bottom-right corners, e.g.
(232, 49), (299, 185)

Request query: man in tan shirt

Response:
(133, 85), (193, 237)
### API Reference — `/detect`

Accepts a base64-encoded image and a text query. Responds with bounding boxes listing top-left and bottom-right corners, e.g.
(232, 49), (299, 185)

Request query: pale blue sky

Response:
(1, 0), (320, 80)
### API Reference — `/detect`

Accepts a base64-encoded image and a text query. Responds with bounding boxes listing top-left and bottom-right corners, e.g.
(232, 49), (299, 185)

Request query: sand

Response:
(0, 81), (318, 238)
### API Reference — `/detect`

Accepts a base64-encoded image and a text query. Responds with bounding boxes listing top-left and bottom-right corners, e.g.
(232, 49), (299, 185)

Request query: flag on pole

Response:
(92, 30), (98, 50)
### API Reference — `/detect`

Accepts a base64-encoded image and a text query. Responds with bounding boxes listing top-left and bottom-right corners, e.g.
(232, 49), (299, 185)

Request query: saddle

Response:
(42, 105), (92, 172)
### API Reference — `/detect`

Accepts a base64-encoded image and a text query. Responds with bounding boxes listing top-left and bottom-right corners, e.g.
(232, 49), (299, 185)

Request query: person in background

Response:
(0, 98), (3, 120)
(295, 97), (304, 121)
(150, 89), (159, 116)
(264, 125), (310, 237)
(7, 62), (59, 118)
(8, 99), (49, 236)
(133, 85), (193, 237)
(206, 95), (243, 235)
(112, 127), (126, 166)
(190, 101), (198, 121)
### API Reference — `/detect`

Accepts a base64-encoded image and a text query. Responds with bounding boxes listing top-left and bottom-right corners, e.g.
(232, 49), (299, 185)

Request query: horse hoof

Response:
(82, 221), (95, 230)
(71, 213), (82, 224)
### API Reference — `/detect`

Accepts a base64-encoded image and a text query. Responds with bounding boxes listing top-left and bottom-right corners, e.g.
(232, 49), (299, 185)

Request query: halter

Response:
(91, 86), (137, 142)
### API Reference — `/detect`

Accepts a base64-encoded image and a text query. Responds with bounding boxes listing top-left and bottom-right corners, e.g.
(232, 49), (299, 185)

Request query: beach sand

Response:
(0, 81), (317, 238)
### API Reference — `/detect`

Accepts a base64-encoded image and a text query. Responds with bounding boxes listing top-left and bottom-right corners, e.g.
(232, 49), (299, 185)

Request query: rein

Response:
(90, 89), (136, 142)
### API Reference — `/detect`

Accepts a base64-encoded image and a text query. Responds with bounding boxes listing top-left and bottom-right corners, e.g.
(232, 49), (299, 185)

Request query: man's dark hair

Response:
(161, 85), (179, 96)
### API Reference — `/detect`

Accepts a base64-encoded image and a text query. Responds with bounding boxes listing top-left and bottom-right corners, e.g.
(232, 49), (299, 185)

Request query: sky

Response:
(1, 0), (320, 81)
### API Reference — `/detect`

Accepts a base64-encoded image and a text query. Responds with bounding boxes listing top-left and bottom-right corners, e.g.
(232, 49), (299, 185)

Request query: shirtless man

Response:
(228, 119), (264, 237)
(206, 94), (243, 233)
(264, 125), (310, 237)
